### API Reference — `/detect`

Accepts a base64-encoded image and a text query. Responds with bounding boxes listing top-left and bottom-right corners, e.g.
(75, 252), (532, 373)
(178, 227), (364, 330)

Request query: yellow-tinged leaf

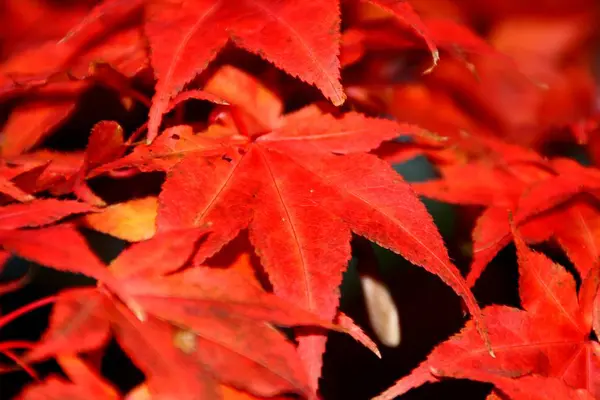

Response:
(83, 197), (158, 241)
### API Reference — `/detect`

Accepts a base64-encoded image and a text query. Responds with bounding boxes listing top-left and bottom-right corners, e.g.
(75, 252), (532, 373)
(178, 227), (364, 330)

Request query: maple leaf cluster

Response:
(0, 0), (599, 399)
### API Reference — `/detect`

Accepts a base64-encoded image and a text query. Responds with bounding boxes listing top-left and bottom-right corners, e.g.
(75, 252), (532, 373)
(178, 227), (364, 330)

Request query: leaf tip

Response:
(332, 92), (347, 107)
(422, 50), (440, 75)
(374, 348), (382, 359)
(124, 298), (146, 322)
(336, 311), (382, 358)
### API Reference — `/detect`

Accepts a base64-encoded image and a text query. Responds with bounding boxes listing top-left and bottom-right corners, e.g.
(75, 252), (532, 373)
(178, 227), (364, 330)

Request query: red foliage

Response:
(0, 0), (599, 399)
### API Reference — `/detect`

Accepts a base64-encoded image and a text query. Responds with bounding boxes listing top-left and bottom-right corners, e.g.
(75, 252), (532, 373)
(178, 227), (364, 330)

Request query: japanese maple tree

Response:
(0, 0), (599, 399)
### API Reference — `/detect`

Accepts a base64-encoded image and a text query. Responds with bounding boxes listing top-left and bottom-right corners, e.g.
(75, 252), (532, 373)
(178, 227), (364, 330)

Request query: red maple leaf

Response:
(100, 65), (492, 390)
(374, 227), (600, 399)
(413, 141), (600, 286)
(15, 226), (356, 399)
(143, 0), (346, 142)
